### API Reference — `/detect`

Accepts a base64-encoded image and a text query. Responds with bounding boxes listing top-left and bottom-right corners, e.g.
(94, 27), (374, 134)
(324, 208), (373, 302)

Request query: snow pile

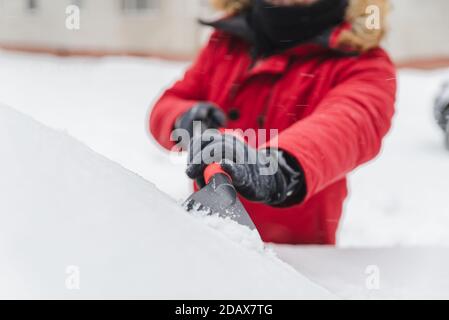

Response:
(192, 212), (267, 254)
(0, 104), (334, 299)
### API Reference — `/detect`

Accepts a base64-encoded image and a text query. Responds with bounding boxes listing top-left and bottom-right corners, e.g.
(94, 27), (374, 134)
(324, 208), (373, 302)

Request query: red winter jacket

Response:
(150, 31), (396, 245)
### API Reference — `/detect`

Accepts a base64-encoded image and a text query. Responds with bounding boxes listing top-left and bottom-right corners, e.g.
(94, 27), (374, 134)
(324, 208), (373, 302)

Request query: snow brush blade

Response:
(183, 172), (258, 232)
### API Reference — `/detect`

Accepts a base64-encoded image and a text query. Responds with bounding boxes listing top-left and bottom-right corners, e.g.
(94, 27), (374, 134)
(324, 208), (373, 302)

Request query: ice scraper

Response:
(183, 163), (258, 232)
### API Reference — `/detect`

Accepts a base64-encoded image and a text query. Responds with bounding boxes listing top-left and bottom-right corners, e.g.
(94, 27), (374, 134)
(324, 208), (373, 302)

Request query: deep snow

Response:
(0, 50), (449, 247)
(0, 103), (334, 299)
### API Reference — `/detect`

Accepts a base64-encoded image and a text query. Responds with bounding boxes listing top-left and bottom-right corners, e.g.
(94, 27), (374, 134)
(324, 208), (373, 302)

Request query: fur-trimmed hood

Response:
(209, 0), (390, 52)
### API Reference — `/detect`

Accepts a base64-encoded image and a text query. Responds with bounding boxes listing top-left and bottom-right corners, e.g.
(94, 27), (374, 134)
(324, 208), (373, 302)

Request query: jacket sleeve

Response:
(149, 33), (220, 150)
(271, 50), (397, 202)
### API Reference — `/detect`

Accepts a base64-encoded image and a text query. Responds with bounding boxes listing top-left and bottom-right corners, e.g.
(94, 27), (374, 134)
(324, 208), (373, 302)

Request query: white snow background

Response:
(0, 50), (448, 247)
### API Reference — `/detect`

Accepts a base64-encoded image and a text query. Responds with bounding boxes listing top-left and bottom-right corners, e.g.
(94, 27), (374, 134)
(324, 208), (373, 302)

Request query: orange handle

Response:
(203, 128), (234, 184)
(204, 163), (231, 184)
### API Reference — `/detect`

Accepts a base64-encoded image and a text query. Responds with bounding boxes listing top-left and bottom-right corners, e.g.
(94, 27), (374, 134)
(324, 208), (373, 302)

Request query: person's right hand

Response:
(175, 103), (227, 140)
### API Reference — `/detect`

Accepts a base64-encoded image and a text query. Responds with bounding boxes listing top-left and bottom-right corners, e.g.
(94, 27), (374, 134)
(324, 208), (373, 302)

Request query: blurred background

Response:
(0, 0), (448, 66)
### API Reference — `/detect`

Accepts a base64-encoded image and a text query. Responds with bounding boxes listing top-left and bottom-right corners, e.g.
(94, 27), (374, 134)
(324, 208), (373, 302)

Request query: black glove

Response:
(174, 103), (227, 149)
(435, 82), (449, 132)
(186, 131), (306, 207)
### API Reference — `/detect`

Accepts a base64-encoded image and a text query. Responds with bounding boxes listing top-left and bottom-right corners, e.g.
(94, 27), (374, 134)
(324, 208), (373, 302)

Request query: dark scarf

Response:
(249, 0), (348, 57)
(201, 0), (348, 58)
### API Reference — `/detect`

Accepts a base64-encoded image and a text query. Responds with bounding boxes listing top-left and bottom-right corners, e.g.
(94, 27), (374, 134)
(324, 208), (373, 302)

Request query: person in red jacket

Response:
(150, 0), (396, 245)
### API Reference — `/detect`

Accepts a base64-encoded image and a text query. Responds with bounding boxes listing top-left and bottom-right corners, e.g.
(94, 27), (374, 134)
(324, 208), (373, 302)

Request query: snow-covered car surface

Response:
(0, 103), (334, 299)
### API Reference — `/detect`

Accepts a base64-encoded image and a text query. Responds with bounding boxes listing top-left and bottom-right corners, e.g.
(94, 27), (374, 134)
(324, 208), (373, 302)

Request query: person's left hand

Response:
(186, 131), (290, 206)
